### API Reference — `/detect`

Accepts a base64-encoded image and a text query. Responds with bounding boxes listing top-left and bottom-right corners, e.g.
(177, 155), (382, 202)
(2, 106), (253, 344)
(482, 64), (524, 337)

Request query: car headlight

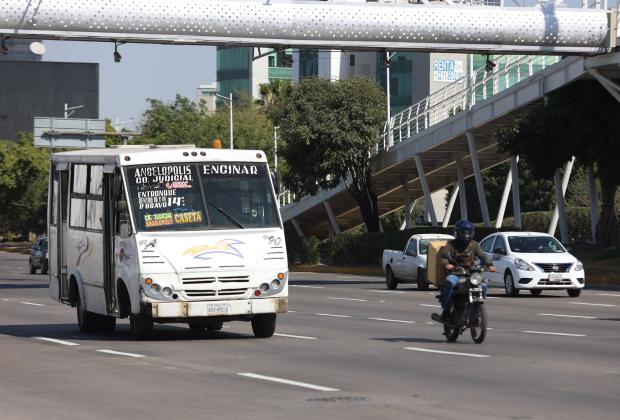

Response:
(470, 272), (482, 286)
(515, 258), (535, 271)
(574, 261), (583, 271)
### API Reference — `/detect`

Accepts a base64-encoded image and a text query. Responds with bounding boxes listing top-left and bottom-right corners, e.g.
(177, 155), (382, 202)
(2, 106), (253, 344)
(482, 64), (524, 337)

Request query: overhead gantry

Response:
(0, 0), (616, 55)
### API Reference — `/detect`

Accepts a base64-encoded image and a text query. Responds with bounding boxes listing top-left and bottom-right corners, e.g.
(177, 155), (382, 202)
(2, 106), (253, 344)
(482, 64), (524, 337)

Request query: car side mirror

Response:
(271, 170), (281, 196)
(493, 247), (506, 257)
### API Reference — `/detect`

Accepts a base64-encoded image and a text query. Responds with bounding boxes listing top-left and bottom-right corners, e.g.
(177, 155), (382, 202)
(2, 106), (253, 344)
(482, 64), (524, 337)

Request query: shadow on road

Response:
(487, 293), (565, 299)
(371, 337), (446, 344)
(0, 322), (257, 342)
(0, 283), (48, 289)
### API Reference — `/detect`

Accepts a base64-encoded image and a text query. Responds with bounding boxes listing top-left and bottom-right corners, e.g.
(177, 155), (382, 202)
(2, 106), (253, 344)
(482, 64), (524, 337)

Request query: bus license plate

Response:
(206, 303), (232, 316)
(548, 273), (563, 282)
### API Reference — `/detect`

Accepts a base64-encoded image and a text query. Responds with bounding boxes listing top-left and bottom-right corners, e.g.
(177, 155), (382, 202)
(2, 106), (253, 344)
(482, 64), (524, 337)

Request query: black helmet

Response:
(454, 219), (475, 246)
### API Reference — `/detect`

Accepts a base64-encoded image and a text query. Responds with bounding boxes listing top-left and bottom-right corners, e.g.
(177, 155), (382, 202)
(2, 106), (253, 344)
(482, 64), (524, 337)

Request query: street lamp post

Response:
(273, 126), (278, 170)
(64, 103), (84, 118)
(384, 51), (396, 148)
(216, 92), (234, 149)
(115, 117), (135, 145)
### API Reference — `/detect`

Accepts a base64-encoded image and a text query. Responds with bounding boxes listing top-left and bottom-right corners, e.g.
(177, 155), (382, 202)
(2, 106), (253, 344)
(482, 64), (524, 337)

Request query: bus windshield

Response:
(125, 162), (279, 231)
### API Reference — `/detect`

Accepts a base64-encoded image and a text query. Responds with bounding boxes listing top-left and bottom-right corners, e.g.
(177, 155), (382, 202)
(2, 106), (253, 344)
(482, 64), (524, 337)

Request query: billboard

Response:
(433, 59), (464, 83)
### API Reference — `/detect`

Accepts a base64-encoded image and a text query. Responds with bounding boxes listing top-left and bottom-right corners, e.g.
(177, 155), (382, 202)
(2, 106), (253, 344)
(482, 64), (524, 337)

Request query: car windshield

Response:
(125, 162), (279, 231)
(507, 236), (566, 253)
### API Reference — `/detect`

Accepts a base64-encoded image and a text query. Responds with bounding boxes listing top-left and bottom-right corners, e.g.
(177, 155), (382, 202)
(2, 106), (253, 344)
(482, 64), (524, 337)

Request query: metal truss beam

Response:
(0, 0), (614, 55)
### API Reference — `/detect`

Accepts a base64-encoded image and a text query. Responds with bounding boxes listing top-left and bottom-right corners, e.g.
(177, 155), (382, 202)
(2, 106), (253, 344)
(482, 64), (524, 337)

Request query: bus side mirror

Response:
(119, 223), (132, 239)
(271, 170), (281, 196)
(113, 175), (123, 200)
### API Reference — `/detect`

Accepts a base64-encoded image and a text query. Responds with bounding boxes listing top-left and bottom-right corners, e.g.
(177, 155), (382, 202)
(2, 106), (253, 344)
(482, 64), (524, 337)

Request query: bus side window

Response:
(115, 185), (132, 238)
(60, 171), (69, 224)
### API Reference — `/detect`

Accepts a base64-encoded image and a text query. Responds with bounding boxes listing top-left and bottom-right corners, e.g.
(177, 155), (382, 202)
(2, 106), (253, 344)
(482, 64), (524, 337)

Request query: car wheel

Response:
(76, 293), (99, 333)
(99, 315), (116, 334)
(504, 272), (519, 297)
(130, 306), (154, 340)
(530, 289), (542, 296)
(417, 269), (429, 291)
(385, 267), (398, 290)
(252, 314), (276, 338)
(567, 289), (581, 298)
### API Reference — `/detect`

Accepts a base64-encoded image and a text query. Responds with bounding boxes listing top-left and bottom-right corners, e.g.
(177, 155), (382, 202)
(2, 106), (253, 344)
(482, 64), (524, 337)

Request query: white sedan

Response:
(479, 231), (585, 297)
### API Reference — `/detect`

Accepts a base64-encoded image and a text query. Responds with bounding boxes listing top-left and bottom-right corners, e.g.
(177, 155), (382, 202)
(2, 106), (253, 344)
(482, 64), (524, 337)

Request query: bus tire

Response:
(206, 320), (224, 331)
(251, 314), (276, 338)
(77, 293), (99, 333)
(130, 306), (153, 340)
(188, 320), (207, 336)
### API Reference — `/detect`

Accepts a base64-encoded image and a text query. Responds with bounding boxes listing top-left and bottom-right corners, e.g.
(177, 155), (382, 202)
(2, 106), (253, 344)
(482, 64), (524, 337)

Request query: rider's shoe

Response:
(440, 309), (450, 322)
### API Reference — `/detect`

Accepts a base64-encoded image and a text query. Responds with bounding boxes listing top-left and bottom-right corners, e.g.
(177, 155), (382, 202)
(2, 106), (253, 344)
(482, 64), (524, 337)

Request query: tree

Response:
(259, 79), (292, 106)
(497, 80), (620, 245)
(0, 133), (49, 237)
(269, 77), (386, 231)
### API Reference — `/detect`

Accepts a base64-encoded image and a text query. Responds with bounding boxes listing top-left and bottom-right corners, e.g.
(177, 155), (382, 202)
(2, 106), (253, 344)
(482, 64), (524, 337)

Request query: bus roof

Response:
(51, 146), (270, 166)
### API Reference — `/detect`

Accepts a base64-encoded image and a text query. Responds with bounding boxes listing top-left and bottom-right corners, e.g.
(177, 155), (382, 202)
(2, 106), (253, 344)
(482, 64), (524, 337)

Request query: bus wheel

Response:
(188, 320), (207, 336)
(130, 306), (153, 340)
(206, 320), (224, 331)
(251, 314), (276, 338)
(76, 294), (98, 333)
(99, 316), (116, 334)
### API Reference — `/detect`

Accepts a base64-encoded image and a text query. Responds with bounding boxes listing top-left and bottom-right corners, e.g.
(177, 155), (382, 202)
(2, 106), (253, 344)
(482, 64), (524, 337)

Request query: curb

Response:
(290, 264), (620, 287)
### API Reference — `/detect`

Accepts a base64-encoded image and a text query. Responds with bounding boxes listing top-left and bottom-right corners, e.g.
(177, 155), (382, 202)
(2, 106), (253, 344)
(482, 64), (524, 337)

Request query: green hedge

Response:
(328, 208), (598, 265)
(285, 232), (320, 264)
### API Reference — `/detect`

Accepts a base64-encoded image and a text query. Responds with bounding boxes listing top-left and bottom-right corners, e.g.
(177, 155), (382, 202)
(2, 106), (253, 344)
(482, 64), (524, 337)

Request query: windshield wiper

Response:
(206, 200), (245, 229)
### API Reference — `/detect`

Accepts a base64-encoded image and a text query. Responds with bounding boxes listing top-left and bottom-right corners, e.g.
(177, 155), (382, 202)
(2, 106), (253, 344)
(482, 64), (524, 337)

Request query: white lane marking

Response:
(368, 317), (416, 324)
(20, 301), (47, 307)
(34, 337), (79, 346)
(568, 302), (615, 307)
(290, 285), (324, 289)
(419, 304), (441, 308)
(315, 313), (351, 318)
(369, 290), (406, 294)
(425, 321), (434, 325)
(97, 349), (145, 358)
(404, 347), (490, 358)
(486, 297), (499, 299)
(596, 293), (620, 297)
(238, 373), (339, 392)
(379, 300), (386, 303)
(522, 330), (586, 337)
(274, 333), (318, 340)
(288, 310), (297, 313)
(538, 313), (597, 319)
(327, 297), (367, 302)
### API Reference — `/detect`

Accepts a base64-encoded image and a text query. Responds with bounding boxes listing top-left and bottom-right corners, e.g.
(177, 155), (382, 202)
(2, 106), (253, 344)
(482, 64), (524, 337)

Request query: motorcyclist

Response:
(436, 219), (495, 322)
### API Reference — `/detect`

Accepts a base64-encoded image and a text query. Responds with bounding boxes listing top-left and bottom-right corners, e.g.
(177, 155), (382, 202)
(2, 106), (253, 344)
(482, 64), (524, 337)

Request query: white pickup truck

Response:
(382, 234), (454, 290)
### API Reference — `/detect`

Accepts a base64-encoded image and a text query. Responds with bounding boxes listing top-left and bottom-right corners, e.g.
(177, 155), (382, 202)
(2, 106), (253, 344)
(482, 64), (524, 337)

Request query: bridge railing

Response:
(379, 55), (560, 151)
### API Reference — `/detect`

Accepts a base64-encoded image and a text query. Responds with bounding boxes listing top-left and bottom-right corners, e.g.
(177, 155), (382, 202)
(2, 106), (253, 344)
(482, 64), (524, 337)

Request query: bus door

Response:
(102, 165), (118, 315)
(55, 164), (70, 303)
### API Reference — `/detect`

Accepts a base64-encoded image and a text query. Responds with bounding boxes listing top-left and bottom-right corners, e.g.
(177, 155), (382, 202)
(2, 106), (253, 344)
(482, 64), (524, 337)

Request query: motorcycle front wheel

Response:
(443, 311), (460, 342)
(469, 303), (487, 344)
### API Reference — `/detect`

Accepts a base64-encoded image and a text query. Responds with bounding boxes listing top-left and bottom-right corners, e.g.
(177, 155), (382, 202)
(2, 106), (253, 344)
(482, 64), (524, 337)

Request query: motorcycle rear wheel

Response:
(443, 316), (460, 342)
(469, 304), (487, 344)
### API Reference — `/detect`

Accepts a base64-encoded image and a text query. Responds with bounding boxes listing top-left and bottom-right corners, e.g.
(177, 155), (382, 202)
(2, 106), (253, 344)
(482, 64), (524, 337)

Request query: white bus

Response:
(47, 146), (288, 339)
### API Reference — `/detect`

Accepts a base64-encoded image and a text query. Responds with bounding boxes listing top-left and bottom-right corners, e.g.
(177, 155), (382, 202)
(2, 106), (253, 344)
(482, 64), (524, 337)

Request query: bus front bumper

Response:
(151, 297), (288, 319)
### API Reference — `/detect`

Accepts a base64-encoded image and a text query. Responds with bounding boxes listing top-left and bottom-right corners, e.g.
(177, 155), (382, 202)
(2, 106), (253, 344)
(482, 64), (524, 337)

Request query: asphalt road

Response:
(0, 250), (618, 420)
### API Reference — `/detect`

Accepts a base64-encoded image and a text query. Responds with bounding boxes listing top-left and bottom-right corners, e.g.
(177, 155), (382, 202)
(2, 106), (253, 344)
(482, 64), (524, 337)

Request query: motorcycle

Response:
(431, 265), (489, 344)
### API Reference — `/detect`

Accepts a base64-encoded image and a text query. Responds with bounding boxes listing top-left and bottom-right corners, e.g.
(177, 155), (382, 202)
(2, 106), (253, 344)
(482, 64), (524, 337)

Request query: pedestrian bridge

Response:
(280, 52), (620, 240)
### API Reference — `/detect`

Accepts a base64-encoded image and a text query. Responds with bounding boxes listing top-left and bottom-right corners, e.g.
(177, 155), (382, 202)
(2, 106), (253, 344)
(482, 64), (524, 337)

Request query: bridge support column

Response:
(587, 164), (599, 243)
(466, 132), (491, 227)
(511, 156), (522, 229)
(548, 157), (575, 243)
(456, 160), (467, 220)
(323, 201), (341, 237)
(442, 183), (459, 228)
(401, 184), (412, 230)
(400, 198), (417, 231)
(414, 155), (438, 226)
(495, 157), (519, 229)
(291, 218), (304, 239)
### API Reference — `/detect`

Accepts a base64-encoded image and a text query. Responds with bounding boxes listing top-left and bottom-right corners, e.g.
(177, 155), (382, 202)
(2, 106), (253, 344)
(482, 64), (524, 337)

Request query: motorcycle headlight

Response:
(470, 272), (482, 286)
(515, 258), (535, 271)
(574, 261), (583, 271)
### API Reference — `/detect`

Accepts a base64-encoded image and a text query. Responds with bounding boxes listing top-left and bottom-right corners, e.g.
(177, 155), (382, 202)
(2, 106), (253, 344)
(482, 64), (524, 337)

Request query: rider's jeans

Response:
(441, 275), (488, 310)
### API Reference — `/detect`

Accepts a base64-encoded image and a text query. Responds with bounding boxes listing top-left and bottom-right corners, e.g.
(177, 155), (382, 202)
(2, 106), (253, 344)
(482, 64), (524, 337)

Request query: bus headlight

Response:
(150, 283), (161, 293)
(470, 273), (482, 286)
(162, 287), (173, 297)
(260, 283), (270, 292)
(271, 279), (281, 289)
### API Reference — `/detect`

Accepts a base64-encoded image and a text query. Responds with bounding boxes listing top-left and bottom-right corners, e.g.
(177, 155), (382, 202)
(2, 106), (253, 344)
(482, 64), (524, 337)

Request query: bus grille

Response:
(181, 275), (250, 298)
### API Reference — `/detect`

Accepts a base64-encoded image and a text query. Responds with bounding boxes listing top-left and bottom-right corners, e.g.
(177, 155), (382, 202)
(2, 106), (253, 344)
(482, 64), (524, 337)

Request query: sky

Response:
(43, 41), (217, 132)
